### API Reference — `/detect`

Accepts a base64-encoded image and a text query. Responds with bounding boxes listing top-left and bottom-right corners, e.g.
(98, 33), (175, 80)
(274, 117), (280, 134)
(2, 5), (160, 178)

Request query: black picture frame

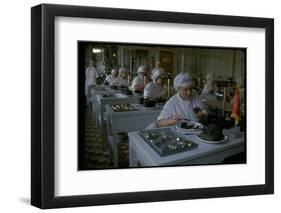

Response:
(31, 3), (274, 209)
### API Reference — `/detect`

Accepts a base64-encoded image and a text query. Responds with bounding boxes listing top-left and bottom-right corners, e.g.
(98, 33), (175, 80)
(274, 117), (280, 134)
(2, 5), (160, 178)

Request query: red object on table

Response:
(231, 86), (240, 123)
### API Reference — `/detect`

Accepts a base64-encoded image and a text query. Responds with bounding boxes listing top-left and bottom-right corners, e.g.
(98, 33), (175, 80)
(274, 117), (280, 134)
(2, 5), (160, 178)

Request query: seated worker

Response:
(131, 66), (148, 92)
(201, 73), (214, 95)
(104, 68), (118, 85)
(144, 68), (167, 99)
(156, 72), (206, 127)
(151, 60), (165, 78)
(109, 67), (129, 87)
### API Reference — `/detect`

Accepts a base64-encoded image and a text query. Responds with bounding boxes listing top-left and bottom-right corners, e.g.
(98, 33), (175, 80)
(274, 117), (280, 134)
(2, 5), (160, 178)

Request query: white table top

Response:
(106, 104), (162, 134)
(106, 104), (162, 117)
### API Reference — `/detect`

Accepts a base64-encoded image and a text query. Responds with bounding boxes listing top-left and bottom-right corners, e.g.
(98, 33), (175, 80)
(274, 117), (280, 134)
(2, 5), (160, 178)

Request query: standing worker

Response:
(85, 59), (97, 103)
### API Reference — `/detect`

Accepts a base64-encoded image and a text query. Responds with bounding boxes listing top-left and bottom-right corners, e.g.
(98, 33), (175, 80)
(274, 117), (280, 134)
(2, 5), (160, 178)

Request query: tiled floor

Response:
(83, 106), (129, 169)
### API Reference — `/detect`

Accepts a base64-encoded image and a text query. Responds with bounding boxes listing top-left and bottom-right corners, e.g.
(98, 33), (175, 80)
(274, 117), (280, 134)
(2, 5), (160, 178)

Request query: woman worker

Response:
(85, 59), (97, 103)
(144, 68), (167, 99)
(201, 74), (214, 95)
(151, 60), (165, 78)
(104, 68), (118, 85)
(156, 72), (206, 127)
(109, 67), (129, 87)
(131, 66), (147, 92)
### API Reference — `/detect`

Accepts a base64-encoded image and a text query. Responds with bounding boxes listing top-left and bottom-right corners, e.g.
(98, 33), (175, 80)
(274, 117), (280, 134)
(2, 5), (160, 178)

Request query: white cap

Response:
(174, 72), (193, 92)
(118, 67), (128, 76)
(111, 68), (118, 74)
(137, 66), (146, 74)
(151, 68), (166, 83)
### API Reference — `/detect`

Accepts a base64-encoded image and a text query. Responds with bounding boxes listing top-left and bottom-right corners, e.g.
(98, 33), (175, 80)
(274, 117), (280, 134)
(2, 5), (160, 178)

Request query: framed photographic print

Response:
(31, 3), (274, 209)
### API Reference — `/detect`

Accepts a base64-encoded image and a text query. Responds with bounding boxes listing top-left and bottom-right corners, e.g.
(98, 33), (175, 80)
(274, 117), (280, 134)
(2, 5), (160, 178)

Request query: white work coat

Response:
(109, 77), (128, 87)
(151, 67), (165, 78)
(158, 93), (205, 122)
(85, 66), (96, 95)
(144, 82), (165, 99)
(105, 74), (117, 84)
(131, 76), (145, 91)
(201, 82), (213, 95)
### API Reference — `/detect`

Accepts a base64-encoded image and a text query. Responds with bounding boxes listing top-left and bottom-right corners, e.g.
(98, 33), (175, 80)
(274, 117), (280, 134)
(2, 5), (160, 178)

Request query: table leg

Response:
(95, 104), (99, 128)
(91, 101), (96, 122)
(129, 141), (138, 167)
(113, 138), (118, 168)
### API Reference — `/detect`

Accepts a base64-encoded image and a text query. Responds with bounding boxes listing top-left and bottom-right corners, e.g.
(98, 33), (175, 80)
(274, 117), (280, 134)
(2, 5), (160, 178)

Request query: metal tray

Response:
(139, 129), (198, 157)
(111, 103), (139, 112)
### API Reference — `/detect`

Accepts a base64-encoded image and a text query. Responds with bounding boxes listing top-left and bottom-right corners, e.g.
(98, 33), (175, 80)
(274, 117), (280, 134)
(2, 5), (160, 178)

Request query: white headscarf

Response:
(118, 67), (128, 77)
(174, 72), (193, 92)
(151, 68), (166, 83)
(137, 66), (146, 74)
(201, 73), (214, 95)
(111, 68), (118, 76)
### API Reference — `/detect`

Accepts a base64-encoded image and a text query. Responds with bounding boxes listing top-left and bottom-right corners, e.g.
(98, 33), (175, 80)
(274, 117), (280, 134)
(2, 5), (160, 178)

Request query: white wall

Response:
(182, 48), (245, 80)
(0, 0), (280, 212)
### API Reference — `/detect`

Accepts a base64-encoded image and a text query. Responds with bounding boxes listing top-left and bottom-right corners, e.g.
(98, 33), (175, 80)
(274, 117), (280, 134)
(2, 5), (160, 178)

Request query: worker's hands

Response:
(134, 84), (144, 92)
(168, 113), (182, 125)
(157, 113), (182, 127)
(195, 111), (203, 118)
(193, 107), (205, 118)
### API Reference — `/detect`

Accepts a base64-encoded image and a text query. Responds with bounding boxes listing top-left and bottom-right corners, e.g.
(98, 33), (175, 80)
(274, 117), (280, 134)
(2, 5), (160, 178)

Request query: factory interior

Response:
(78, 42), (246, 170)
